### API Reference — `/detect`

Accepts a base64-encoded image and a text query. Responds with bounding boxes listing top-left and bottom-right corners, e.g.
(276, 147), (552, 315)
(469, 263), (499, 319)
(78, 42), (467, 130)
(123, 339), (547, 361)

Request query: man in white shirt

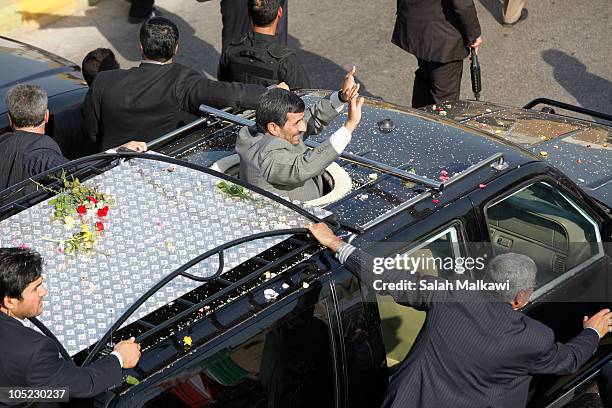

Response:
(236, 66), (364, 202)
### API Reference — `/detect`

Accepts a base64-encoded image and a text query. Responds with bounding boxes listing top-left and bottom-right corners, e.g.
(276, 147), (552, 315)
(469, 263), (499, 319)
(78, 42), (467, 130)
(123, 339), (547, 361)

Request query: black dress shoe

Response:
(128, 7), (159, 24)
(502, 8), (528, 27)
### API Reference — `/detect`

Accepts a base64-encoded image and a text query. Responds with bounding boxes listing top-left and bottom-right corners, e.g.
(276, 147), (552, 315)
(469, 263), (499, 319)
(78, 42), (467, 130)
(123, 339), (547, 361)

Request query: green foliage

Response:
(216, 181), (253, 200)
(43, 171), (115, 221)
(125, 375), (140, 385)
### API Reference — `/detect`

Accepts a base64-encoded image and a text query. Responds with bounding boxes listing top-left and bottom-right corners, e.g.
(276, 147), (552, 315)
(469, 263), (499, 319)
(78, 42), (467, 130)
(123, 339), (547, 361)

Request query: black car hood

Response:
(423, 100), (612, 208)
(0, 36), (86, 114)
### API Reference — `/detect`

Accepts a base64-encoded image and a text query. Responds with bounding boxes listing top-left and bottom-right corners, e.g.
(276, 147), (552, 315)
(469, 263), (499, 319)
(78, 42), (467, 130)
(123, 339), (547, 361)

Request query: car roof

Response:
(171, 91), (538, 231)
(0, 36), (86, 114)
(302, 93), (536, 228)
(423, 100), (612, 208)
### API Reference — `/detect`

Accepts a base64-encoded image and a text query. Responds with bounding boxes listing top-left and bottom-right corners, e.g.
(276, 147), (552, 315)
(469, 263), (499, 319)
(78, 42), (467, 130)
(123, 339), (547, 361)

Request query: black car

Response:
(0, 36), (87, 134)
(0, 41), (610, 408)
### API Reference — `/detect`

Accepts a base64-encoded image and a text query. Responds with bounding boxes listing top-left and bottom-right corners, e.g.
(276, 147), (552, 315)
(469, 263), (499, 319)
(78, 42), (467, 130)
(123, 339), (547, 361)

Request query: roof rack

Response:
(0, 153), (119, 219)
(82, 227), (318, 366)
(0, 150), (361, 233)
(358, 152), (509, 232)
(198, 104), (444, 191)
(0, 152), (339, 362)
(146, 106), (238, 151)
(523, 98), (612, 122)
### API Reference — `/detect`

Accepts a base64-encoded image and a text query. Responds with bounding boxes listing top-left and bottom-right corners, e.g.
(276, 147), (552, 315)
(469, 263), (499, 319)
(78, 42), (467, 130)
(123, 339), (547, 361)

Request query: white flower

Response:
(264, 289), (279, 301)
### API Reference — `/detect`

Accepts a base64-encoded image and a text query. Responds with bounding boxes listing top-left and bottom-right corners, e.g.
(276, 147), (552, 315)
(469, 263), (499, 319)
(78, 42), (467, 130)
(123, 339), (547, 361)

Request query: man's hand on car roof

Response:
(114, 337), (142, 369)
(307, 223), (344, 253)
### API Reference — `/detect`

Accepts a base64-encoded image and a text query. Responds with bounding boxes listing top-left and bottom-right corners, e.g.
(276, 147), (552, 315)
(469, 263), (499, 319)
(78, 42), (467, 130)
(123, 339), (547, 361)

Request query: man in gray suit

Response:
(236, 67), (364, 202)
(306, 222), (612, 408)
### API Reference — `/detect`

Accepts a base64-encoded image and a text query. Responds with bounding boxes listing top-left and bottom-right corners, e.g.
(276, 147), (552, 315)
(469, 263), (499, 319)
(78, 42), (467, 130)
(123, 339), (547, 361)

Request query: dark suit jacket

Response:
(346, 249), (600, 408)
(392, 0), (481, 63)
(50, 103), (97, 160)
(0, 130), (68, 191)
(83, 62), (266, 150)
(0, 313), (123, 404)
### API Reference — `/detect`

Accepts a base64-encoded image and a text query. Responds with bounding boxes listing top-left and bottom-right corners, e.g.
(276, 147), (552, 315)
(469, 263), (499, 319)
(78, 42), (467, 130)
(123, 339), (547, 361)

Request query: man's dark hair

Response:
(140, 17), (180, 62)
(256, 88), (305, 133)
(0, 248), (43, 306)
(248, 0), (281, 27)
(82, 48), (119, 87)
(5, 84), (47, 128)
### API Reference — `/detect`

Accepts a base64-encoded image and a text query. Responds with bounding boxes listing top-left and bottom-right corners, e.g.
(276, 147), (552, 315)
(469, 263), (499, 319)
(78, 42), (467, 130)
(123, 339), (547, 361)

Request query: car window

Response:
(139, 295), (336, 408)
(376, 225), (462, 371)
(485, 180), (604, 296)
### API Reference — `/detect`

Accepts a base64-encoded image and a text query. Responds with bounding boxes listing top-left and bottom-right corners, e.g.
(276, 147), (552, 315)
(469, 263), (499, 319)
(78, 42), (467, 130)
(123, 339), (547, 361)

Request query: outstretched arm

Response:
(307, 223), (453, 311)
(303, 66), (360, 136)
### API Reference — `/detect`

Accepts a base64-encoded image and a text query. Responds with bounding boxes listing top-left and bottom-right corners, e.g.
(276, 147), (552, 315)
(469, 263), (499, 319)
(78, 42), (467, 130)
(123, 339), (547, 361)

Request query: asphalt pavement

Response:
(6, 0), (612, 123)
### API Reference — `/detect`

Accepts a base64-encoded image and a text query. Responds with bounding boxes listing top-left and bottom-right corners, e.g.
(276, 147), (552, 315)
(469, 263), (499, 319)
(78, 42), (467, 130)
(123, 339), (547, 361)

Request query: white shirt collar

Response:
(140, 59), (173, 66)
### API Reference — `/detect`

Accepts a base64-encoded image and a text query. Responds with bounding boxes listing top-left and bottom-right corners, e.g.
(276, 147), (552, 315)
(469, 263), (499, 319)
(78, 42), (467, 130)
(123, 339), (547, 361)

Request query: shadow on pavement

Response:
(16, 6), (221, 78)
(542, 49), (612, 124)
(17, 5), (379, 98)
(477, 0), (503, 23)
(289, 35), (380, 99)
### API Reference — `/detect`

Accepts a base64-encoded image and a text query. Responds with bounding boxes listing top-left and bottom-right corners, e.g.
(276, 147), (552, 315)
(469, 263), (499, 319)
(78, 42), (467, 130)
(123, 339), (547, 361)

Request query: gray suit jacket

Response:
(236, 95), (342, 202)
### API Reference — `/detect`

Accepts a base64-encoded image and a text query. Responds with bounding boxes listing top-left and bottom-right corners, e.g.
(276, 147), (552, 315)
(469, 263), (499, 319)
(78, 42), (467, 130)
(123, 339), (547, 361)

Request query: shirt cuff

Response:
(329, 126), (352, 154)
(585, 326), (601, 341)
(110, 351), (124, 368)
(335, 243), (356, 264)
(105, 148), (117, 154)
(330, 91), (346, 112)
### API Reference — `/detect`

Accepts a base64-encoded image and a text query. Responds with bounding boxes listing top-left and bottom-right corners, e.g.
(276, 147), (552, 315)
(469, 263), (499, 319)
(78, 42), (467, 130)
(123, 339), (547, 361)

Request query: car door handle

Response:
(496, 237), (513, 248)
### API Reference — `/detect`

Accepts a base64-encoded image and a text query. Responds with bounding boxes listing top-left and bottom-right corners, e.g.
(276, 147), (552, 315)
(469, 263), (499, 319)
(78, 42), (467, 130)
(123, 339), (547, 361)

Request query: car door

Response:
(111, 280), (341, 408)
(468, 162), (612, 406)
(353, 196), (483, 376)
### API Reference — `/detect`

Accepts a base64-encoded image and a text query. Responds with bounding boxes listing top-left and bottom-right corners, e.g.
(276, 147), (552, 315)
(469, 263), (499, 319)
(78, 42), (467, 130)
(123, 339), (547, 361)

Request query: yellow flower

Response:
(81, 224), (94, 242)
(183, 336), (192, 347)
(63, 216), (75, 228)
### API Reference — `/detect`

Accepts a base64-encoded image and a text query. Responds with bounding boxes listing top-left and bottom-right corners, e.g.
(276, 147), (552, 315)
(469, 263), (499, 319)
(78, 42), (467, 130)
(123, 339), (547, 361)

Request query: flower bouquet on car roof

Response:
(38, 171), (115, 256)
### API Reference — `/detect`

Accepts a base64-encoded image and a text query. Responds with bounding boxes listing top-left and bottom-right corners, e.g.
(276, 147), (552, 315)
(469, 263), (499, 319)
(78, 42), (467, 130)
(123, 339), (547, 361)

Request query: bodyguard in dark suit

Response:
(84, 17), (267, 151)
(218, 0), (310, 89)
(220, 0), (288, 51)
(51, 48), (119, 159)
(1, 84), (67, 191)
(1, 84), (147, 192)
(392, 0), (482, 108)
(0, 248), (141, 402)
(307, 223), (612, 408)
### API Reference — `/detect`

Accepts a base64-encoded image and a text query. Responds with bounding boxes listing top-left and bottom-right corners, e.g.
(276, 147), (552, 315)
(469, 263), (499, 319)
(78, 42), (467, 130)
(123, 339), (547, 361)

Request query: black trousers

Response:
(600, 361), (612, 408)
(412, 58), (463, 108)
(220, 0), (288, 51)
(129, 0), (154, 19)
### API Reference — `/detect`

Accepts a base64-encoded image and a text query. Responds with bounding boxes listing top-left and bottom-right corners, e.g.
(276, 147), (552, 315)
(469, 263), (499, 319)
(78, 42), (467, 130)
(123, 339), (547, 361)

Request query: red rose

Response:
(97, 206), (109, 218)
(95, 222), (104, 232)
(77, 205), (87, 215)
(87, 196), (98, 204)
